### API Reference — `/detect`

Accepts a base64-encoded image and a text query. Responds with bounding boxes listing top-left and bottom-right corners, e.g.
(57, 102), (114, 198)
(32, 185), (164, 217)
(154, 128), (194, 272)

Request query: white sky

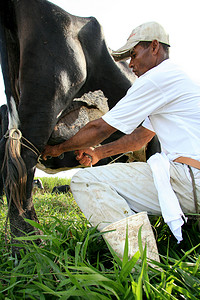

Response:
(0, 0), (200, 178)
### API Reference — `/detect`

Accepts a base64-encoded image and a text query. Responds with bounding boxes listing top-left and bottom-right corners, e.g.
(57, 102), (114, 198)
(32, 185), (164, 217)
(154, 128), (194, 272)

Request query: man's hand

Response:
(75, 147), (100, 166)
(42, 144), (63, 161)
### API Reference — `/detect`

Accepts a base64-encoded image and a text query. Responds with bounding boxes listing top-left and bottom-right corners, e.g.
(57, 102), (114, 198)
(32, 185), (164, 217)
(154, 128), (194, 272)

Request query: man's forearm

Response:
(95, 126), (155, 161)
(57, 118), (116, 153)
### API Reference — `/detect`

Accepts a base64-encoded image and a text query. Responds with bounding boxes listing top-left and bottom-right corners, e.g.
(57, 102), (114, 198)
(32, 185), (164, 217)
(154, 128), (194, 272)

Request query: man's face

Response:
(128, 42), (156, 77)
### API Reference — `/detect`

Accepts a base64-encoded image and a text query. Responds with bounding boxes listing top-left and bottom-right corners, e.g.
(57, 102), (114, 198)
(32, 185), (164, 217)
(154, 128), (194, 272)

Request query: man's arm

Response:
(76, 126), (155, 166)
(42, 118), (116, 160)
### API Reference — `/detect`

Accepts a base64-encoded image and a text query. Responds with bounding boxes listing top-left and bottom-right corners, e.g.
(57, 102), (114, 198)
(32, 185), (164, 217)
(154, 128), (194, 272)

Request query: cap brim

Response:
(111, 40), (140, 61)
(111, 51), (131, 62)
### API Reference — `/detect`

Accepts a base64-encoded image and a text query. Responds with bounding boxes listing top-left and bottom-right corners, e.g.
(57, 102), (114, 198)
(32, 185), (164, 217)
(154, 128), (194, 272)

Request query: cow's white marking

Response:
(8, 96), (20, 130)
(56, 110), (63, 119)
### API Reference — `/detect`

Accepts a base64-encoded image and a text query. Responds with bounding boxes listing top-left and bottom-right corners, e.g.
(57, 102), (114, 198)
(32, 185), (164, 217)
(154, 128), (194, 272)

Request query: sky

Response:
(1, 0), (200, 105)
(0, 0), (200, 178)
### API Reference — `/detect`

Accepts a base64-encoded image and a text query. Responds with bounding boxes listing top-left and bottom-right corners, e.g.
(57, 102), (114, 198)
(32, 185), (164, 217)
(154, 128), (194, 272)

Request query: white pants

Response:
(70, 162), (200, 231)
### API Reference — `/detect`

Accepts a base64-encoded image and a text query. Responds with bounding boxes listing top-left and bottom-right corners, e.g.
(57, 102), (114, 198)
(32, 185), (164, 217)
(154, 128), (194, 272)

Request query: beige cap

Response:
(112, 21), (170, 61)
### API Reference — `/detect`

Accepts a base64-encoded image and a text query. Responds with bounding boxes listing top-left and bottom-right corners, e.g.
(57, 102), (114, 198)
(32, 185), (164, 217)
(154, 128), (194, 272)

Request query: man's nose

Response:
(129, 58), (134, 69)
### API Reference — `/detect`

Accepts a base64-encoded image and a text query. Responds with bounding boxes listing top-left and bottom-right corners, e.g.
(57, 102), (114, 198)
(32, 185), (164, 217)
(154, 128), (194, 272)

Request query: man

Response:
(42, 22), (200, 261)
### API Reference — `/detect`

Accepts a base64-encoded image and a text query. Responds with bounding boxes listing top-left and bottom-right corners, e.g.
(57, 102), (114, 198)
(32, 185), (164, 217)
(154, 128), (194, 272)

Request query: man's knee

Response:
(70, 169), (90, 191)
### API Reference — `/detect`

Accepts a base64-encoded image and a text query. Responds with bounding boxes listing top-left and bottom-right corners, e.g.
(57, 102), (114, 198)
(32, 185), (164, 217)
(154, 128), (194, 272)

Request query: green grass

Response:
(0, 177), (199, 299)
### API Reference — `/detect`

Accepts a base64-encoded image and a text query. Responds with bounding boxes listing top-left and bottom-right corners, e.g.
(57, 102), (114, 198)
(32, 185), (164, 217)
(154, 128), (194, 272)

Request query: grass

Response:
(0, 177), (199, 299)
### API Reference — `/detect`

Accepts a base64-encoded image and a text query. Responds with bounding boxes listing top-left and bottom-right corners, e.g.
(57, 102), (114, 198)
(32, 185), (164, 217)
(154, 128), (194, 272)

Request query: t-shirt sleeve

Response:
(102, 77), (165, 134)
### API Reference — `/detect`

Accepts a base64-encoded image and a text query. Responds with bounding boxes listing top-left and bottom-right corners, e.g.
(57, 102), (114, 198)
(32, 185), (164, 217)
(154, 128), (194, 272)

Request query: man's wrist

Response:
(57, 143), (65, 156)
(94, 146), (103, 161)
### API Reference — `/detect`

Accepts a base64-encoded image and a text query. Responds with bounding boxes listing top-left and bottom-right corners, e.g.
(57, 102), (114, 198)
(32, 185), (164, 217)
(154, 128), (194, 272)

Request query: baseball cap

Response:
(112, 21), (170, 61)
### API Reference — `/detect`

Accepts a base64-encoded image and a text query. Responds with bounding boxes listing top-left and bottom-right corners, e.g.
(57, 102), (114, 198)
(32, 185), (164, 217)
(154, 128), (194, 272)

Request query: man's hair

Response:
(139, 41), (169, 56)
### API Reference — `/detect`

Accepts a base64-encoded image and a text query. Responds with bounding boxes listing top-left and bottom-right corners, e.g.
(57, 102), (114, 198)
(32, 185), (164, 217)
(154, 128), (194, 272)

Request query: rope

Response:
(4, 128), (41, 159)
(85, 151), (132, 168)
(108, 151), (133, 164)
(5, 130), (133, 166)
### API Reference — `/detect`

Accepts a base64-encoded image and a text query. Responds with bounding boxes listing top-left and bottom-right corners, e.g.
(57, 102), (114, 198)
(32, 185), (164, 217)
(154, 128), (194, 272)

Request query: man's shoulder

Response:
(142, 59), (182, 84)
(148, 59), (174, 75)
(129, 59), (182, 93)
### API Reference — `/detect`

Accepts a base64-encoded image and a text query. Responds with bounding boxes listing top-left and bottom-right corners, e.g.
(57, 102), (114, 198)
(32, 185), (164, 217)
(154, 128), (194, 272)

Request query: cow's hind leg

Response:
(3, 138), (42, 254)
(2, 100), (42, 254)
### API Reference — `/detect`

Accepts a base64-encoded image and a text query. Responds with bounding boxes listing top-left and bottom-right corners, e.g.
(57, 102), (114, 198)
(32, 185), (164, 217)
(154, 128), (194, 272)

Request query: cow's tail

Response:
(3, 99), (27, 215)
(0, 1), (27, 215)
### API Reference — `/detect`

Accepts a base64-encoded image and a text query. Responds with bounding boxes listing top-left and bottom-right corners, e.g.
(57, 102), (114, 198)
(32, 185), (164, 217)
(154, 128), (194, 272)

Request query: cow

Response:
(0, 0), (160, 246)
(52, 185), (70, 194)
(33, 179), (44, 190)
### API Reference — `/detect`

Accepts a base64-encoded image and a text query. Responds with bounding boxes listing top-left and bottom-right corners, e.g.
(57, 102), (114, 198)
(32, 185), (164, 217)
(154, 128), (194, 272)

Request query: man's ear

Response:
(151, 40), (160, 55)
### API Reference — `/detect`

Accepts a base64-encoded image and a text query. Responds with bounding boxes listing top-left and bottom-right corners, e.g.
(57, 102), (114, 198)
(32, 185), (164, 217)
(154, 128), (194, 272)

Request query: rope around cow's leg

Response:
(3, 128), (41, 210)
(4, 128), (40, 158)
(8, 128), (22, 140)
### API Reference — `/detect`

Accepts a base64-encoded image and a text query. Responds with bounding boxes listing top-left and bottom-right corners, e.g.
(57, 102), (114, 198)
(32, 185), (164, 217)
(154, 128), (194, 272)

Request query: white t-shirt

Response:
(102, 59), (200, 160)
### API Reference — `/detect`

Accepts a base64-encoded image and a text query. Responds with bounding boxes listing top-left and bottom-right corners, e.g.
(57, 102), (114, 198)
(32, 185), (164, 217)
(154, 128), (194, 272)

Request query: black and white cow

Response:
(0, 0), (160, 242)
(52, 185), (70, 194)
(33, 179), (44, 190)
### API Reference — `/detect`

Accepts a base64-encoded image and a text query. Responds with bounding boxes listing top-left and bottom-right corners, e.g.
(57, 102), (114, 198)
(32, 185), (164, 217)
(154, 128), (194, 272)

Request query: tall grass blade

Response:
(193, 255), (200, 276)
(120, 251), (140, 279)
(122, 224), (129, 268)
(137, 225), (144, 259)
(0, 281), (23, 293)
(103, 239), (122, 267)
(172, 243), (200, 270)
